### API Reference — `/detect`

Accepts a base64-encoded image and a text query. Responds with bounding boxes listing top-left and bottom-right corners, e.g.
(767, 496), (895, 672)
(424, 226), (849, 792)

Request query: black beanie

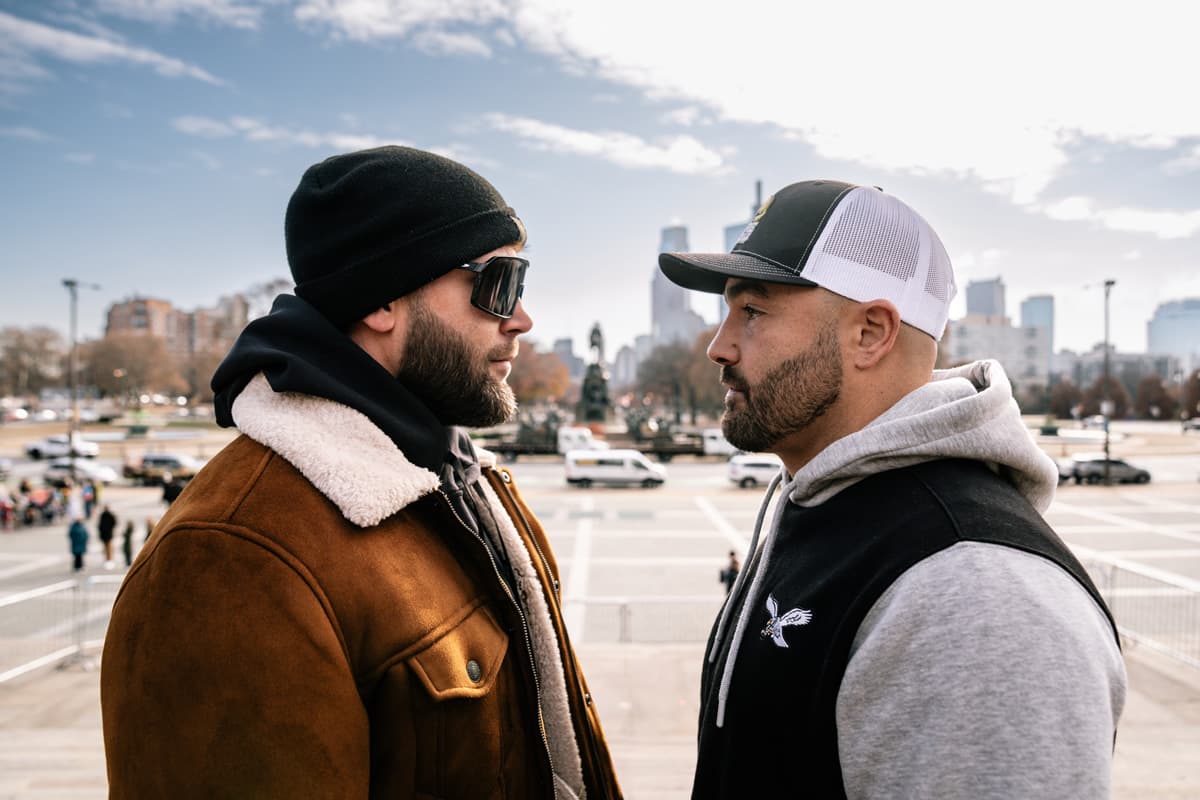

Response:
(285, 145), (524, 327)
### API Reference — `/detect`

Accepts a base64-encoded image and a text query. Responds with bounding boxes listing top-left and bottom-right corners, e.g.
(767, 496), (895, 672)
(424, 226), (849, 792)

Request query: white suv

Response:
(23, 433), (100, 460)
(728, 453), (783, 488)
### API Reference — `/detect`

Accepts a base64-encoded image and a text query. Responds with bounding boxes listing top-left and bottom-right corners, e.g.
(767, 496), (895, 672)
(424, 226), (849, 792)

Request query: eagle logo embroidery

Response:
(760, 593), (812, 648)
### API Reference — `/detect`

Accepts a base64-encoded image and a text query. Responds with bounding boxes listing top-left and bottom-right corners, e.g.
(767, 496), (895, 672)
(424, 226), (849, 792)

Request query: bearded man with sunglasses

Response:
(101, 146), (621, 800)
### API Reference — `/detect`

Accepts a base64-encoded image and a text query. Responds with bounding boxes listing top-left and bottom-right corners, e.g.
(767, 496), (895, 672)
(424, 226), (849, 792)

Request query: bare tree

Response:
(0, 326), (66, 397)
(80, 334), (186, 404)
(243, 278), (293, 320)
(1133, 375), (1177, 420)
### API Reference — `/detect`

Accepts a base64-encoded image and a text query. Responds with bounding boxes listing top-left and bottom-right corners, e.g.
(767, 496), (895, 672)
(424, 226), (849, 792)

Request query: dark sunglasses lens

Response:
(473, 257), (526, 317)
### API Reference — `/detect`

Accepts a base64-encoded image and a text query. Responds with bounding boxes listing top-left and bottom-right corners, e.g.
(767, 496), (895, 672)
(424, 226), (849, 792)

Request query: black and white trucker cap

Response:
(657, 180), (957, 340)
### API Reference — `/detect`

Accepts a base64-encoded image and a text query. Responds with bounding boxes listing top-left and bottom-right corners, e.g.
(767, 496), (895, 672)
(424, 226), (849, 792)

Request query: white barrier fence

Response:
(0, 575), (123, 684)
(1, 556), (1196, 682)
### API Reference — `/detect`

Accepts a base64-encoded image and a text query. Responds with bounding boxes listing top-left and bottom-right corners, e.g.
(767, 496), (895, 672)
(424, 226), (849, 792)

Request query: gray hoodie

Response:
(711, 359), (1126, 798)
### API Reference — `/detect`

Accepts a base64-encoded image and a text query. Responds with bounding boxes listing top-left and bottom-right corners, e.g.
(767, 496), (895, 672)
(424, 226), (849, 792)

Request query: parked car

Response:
(1183, 418), (1200, 432)
(125, 454), (204, 485)
(0, 457), (11, 481)
(23, 433), (100, 460)
(1079, 415), (1108, 429)
(1069, 454), (1150, 484)
(44, 457), (118, 487)
(728, 453), (783, 488)
(564, 449), (666, 488)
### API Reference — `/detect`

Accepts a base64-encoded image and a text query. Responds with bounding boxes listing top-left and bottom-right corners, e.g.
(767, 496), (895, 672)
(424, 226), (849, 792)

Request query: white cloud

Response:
(0, 125), (50, 141)
(63, 152), (95, 164)
(172, 115), (235, 137)
(1040, 195), (1200, 239)
(660, 106), (704, 127)
(95, 0), (265, 30)
(291, 1), (1200, 234)
(1163, 144), (1200, 175)
(1122, 250), (1142, 261)
(0, 9), (222, 85)
(190, 150), (222, 170)
(412, 29), (491, 57)
(172, 114), (402, 151)
(293, 0), (507, 41)
(484, 112), (729, 175)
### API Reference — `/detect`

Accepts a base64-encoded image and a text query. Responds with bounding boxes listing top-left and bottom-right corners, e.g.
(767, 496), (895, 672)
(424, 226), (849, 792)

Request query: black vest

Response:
(692, 459), (1117, 799)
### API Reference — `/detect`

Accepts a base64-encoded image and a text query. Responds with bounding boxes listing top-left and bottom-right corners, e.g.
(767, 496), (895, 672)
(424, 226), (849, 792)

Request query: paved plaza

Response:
(1, 451), (1199, 797)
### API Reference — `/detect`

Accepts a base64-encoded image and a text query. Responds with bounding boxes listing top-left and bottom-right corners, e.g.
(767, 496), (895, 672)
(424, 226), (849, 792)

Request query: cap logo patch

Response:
(734, 193), (775, 248)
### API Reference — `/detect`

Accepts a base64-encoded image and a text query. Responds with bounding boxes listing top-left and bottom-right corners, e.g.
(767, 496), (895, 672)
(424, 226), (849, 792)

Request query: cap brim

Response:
(658, 251), (818, 294)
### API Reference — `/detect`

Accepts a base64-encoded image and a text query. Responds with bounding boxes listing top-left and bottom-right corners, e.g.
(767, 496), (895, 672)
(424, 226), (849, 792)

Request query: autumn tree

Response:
(1080, 374), (1131, 419)
(1049, 379), (1082, 419)
(0, 326), (66, 397)
(1133, 375), (1177, 420)
(507, 341), (570, 404)
(636, 342), (691, 423)
(79, 333), (186, 404)
(1182, 369), (1200, 421)
(183, 348), (230, 403)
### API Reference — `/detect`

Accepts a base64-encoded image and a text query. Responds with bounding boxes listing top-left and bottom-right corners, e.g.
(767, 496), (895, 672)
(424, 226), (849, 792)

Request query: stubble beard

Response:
(396, 298), (518, 428)
(719, 326), (843, 453)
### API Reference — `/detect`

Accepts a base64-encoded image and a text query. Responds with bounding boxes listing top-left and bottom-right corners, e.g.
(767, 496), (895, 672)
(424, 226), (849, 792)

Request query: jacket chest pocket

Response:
(402, 602), (528, 799)
(409, 602), (509, 700)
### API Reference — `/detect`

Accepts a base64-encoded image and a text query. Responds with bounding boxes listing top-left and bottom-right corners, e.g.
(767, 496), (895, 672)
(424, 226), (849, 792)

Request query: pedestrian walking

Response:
(97, 505), (117, 569)
(121, 520), (134, 568)
(659, 179), (1125, 798)
(68, 517), (88, 572)
(719, 550), (739, 595)
(102, 145), (620, 799)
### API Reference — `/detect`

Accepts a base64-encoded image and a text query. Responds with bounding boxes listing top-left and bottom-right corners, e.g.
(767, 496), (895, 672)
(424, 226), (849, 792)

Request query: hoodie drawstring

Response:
(710, 468), (791, 728)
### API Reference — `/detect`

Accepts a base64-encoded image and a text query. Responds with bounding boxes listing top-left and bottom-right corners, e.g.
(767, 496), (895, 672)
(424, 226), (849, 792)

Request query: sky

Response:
(1, 0), (1198, 362)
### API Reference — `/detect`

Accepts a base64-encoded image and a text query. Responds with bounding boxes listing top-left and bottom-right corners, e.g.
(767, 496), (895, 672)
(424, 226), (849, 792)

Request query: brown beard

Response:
(719, 325), (842, 453)
(396, 297), (518, 428)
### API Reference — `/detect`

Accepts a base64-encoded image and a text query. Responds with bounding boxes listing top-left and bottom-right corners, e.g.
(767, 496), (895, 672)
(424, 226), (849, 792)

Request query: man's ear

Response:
(850, 300), (902, 369)
(358, 302), (399, 334)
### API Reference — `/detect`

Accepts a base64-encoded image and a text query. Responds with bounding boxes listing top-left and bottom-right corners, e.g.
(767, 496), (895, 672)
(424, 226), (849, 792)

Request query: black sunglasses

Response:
(458, 256), (528, 318)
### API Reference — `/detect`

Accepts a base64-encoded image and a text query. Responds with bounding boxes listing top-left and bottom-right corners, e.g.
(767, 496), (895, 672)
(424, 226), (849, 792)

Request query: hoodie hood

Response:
(211, 294), (448, 474)
(789, 359), (1058, 512)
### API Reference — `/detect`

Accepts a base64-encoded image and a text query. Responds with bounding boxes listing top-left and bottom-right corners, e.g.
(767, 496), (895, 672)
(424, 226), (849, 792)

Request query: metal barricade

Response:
(1084, 556), (1200, 669)
(0, 574), (125, 684)
(571, 595), (725, 643)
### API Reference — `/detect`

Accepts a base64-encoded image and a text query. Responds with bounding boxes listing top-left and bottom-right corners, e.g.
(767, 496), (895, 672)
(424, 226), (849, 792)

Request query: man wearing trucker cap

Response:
(660, 180), (1125, 798)
(102, 146), (620, 799)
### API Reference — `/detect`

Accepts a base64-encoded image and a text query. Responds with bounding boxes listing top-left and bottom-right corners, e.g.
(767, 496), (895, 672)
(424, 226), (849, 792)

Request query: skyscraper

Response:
(966, 278), (1006, 319)
(652, 224), (706, 346)
(1147, 298), (1200, 374)
(1019, 294), (1055, 385)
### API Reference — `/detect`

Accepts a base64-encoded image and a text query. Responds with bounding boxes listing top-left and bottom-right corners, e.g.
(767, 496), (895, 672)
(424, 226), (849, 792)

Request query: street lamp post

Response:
(1102, 279), (1116, 486)
(62, 278), (101, 481)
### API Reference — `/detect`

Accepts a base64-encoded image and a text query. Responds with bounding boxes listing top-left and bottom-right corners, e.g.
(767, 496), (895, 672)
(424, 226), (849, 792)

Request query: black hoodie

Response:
(211, 294), (447, 473)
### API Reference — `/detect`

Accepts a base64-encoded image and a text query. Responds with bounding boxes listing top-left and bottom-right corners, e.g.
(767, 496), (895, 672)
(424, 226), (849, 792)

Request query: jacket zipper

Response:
(435, 488), (559, 800)
(493, 472), (614, 800)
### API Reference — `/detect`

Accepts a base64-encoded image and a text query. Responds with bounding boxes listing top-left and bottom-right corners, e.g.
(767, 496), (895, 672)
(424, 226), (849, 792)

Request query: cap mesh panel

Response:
(924, 237), (951, 302)
(822, 194), (919, 282)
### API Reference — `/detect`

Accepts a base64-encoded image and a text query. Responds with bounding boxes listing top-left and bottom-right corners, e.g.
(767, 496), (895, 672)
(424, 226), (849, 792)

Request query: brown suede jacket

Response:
(101, 375), (621, 799)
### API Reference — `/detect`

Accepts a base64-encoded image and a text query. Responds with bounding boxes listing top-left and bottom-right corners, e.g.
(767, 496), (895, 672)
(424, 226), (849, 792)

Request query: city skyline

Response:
(1, 1), (1198, 360)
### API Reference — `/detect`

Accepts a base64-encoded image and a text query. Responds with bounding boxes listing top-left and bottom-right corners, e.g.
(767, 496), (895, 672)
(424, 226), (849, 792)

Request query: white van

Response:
(564, 449), (667, 488)
(728, 453), (783, 488)
(556, 426), (610, 454)
(701, 428), (737, 456)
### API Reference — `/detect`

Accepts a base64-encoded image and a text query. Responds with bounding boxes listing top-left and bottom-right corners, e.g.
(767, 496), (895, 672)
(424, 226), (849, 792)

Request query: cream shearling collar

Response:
(231, 373), (442, 527)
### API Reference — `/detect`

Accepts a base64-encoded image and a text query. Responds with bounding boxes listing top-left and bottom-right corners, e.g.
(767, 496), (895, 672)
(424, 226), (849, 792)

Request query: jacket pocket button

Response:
(501, 471), (512, 483)
(584, 692), (592, 707)
(466, 659), (483, 683)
